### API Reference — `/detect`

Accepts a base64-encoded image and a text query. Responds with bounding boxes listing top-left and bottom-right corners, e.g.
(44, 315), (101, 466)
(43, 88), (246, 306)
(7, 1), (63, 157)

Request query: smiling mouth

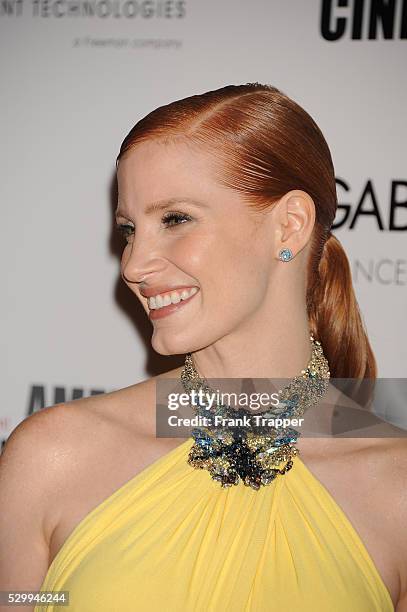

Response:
(148, 287), (199, 320)
(147, 287), (198, 310)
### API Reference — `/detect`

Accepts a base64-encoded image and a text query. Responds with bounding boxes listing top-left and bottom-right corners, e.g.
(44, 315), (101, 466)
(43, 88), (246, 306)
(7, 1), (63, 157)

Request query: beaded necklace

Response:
(180, 333), (330, 490)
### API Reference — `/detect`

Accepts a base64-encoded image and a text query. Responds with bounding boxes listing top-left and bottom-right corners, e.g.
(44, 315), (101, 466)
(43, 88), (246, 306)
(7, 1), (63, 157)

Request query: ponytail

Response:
(307, 232), (377, 379)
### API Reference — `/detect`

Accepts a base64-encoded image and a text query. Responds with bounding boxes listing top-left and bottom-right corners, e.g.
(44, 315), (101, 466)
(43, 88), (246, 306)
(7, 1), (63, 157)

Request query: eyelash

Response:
(116, 212), (192, 240)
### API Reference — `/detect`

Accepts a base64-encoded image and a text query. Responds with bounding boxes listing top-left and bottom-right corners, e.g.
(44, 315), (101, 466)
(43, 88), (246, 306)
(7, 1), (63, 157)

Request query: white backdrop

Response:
(1, 0), (406, 445)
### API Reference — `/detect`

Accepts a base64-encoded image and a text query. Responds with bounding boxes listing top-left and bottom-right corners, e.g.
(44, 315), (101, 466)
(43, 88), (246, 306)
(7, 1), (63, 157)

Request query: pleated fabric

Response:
(36, 437), (394, 611)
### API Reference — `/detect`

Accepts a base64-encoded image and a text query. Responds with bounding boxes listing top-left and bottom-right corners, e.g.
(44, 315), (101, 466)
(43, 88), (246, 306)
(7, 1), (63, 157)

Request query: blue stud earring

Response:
(279, 248), (293, 262)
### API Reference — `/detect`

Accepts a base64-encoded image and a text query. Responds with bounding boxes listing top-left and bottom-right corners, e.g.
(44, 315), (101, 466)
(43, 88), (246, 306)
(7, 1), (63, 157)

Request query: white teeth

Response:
(170, 291), (181, 304)
(147, 287), (199, 310)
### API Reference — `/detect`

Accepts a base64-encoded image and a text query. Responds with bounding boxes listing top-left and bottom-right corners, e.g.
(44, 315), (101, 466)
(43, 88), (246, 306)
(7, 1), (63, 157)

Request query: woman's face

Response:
(116, 139), (278, 355)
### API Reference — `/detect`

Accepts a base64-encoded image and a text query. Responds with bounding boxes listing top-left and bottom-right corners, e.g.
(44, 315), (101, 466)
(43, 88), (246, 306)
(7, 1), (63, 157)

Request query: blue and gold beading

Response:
(180, 333), (330, 490)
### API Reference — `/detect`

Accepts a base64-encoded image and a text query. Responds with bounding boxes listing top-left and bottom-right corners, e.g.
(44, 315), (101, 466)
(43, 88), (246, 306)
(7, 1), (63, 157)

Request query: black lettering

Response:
(53, 386), (66, 404)
(349, 180), (384, 229)
(321, 0), (348, 41)
(401, 0), (407, 37)
(53, 387), (86, 403)
(351, 0), (364, 39)
(333, 177), (352, 228)
(389, 180), (407, 230)
(368, 0), (396, 39)
(27, 385), (46, 416)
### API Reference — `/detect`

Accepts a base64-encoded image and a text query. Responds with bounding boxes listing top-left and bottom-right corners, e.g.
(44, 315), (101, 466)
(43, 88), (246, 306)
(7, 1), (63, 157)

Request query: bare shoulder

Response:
(0, 404), (84, 591)
(1, 363), (184, 482)
(356, 435), (407, 500)
(359, 434), (407, 482)
(0, 399), (107, 527)
(380, 436), (407, 525)
(338, 436), (407, 608)
(0, 366), (184, 590)
(0, 402), (80, 489)
(362, 437), (407, 604)
(77, 364), (184, 433)
(2, 367), (181, 496)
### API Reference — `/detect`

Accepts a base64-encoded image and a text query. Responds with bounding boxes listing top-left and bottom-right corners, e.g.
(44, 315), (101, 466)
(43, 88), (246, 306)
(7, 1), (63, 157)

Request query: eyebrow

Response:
(115, 197), (208, 220)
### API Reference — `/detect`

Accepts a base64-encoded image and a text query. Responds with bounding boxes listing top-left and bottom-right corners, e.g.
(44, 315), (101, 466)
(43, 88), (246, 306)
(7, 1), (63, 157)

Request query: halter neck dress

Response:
(35, 437), (394, 611)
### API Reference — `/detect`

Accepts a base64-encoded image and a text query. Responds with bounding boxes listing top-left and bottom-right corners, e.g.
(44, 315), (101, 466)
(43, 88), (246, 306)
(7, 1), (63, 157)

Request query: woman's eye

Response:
(162, 212), (192, 227)
(116, 224), (134, 241)
(115, 212), (191, 242)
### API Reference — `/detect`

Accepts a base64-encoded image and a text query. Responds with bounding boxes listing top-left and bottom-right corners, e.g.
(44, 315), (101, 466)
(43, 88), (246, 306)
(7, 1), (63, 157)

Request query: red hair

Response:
(116, 83), (376, 379)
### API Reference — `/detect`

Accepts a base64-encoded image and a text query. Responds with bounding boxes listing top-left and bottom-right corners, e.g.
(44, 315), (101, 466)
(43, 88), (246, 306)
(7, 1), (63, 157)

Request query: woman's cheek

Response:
(173, 232), (215, 269)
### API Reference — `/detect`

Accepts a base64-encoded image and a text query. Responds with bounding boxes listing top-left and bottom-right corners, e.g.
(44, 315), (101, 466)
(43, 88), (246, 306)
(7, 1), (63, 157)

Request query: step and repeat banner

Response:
(1, 0), (406, 446)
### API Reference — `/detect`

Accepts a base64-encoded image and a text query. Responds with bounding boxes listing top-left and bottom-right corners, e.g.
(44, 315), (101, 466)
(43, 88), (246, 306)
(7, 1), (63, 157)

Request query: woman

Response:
(0, 83), (406, 611)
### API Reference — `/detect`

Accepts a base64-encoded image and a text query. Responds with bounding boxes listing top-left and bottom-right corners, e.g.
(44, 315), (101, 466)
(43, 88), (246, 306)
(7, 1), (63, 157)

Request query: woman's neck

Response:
(190, 316), (313, 380)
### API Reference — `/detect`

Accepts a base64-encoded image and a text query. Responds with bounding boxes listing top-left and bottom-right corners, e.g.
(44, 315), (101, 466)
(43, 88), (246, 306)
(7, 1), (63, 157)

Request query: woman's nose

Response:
(121, 235), (166, 285)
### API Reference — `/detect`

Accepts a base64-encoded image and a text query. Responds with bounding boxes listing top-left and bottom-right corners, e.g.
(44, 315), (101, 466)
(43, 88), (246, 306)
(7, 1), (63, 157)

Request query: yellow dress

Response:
(36, 437), (394, 611)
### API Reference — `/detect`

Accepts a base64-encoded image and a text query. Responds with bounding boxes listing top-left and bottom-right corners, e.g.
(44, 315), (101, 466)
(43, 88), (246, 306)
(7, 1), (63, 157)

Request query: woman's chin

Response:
(151, 337), (190, 357)
(151, 332), (208, 357)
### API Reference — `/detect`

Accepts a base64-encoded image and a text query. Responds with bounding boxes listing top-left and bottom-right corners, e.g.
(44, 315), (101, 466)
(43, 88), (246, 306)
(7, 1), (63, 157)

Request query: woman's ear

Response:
(273, 189), (316, 258)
